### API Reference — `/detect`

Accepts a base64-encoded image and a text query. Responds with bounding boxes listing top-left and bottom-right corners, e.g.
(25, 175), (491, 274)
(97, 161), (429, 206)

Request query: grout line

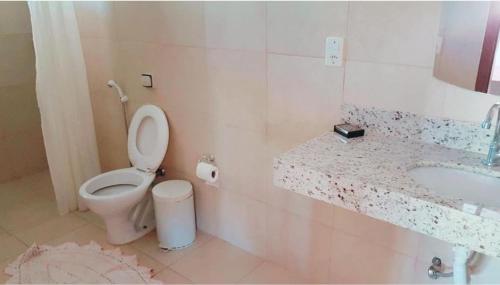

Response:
(13, 215), (91, 247)
(146, 231), (216, 270)
(267, 51), (324, 60)
(157, 265), (195, 284)
(235, 258), (265, 284)
(340, 2), (351, 110)
(153, 236), (219, 283)
(110, 38), (328, 61)
(347, 58), (433, 70)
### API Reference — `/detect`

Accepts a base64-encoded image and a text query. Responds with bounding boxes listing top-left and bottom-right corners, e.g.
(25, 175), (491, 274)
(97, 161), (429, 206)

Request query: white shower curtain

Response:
(28, 2), (101, 214)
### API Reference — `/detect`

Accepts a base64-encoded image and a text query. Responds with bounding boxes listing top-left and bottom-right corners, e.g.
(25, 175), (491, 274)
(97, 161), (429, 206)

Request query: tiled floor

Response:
(0, 171), (307, 284)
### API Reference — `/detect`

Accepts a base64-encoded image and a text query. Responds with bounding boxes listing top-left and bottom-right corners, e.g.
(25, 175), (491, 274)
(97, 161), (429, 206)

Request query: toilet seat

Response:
(79, 168), (154, 201)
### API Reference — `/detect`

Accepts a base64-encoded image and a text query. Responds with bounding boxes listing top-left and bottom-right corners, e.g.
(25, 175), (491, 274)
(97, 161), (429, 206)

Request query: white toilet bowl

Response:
(79, 105), (169, 245)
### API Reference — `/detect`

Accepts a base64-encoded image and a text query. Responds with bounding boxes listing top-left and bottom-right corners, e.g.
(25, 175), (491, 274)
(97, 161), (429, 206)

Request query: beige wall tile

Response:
(415, 233), (454, 265)
(0, 3), (46, 184)
(0, 2), (31, 36)
(344, 57), (498, 123)
(213, 127), (267, 202)
(111, 2), (206, 47)
(191, 179), (218, 235)
(434, 78), (500, 122)
(0, 131), (47, 183)
(156, 46), (209, 114)
(89, 89), (129, 171)
(332, 206), (420, 257)
(111, 2), (165, 44)
(267, 54), (343, 150)
(162, 116), (214, 183)
(267, 183), (335, 228)
(213, 190), (267, 258)
(158, 2), (205, 47)
(112, 41), (163, 106)
(204, 2), (266, 51)
(329, 230), (416, 283)
(207, 49), (267, 133)
(266, 206), (332, 282)
(153, 46), (212, 175)
(74, 1), (112, 39)
(0, 34), (35, 87)
(347, 1), (441, 67)
(80, 38), (114, 93)
(0, 83), (40, 139)
(343, 60), (439, 115)
(267, 2), (348, 57)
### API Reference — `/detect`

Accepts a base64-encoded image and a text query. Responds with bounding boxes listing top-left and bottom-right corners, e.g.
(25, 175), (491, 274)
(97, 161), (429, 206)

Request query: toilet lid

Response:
(128, 105), (169, 172)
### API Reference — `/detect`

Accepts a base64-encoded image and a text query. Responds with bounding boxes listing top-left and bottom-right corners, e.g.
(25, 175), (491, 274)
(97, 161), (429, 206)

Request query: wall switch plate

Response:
(141, 73), (153, 88)
(325, 37), (343, 66)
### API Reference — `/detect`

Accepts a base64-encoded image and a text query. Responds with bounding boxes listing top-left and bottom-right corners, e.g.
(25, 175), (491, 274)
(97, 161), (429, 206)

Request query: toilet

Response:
(79, 105), (169, 245)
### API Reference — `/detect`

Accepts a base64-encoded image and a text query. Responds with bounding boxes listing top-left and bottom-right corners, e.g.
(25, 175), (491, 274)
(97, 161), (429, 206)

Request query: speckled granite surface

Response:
(342, 104), (494, 154)
(273, 105), (500, 257)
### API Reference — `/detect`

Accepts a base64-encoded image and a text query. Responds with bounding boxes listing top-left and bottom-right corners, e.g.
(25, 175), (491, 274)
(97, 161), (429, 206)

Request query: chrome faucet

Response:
(481, 103), (500, 166)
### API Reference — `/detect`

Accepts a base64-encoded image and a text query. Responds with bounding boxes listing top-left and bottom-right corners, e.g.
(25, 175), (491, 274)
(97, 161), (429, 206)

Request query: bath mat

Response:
(4, 241), (161, 284)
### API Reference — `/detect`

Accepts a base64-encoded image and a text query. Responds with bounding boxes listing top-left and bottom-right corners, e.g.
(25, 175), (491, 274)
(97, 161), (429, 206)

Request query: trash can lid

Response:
(152, 180), (193, 201)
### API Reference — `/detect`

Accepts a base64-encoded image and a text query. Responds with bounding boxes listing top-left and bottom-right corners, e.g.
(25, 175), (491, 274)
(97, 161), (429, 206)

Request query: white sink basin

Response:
(408, 166), (500, 208)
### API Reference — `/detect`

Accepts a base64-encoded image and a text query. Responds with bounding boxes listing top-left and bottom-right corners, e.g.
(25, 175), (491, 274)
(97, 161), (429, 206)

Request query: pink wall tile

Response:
(267, 54), (343, 150)
(329, 230), (416, 283)
(158, 2), (205, 47)
(214, 190), (267, 258)
(266, 206), (333, 282)
(74, 1), (112, 40)
(347, 2), (441, 67)
(267, 2), (348, 57)
(206, 49), (267, 133)
(332, 206), (420, 258)
(204, 2), (266, 51)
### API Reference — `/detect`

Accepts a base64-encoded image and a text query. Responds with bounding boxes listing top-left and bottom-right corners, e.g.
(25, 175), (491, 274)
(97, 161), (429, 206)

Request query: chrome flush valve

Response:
(427, 256), (453, 280)
(427, 257), (443, 279)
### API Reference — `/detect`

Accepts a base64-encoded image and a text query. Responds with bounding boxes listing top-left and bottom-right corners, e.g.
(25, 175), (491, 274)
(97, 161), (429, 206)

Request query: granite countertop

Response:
(273, 131), (500, 257)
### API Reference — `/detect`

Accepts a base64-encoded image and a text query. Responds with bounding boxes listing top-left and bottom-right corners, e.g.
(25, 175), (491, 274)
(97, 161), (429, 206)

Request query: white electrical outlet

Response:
(325, 37), (343, 66)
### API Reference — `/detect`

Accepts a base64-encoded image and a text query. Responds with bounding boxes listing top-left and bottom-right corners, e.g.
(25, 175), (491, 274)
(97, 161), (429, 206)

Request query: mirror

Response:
(433, 2), (500, 95)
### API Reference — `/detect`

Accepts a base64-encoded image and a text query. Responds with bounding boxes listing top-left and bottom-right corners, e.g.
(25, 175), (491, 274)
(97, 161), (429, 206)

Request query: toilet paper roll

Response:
(196, 161), (218, 183)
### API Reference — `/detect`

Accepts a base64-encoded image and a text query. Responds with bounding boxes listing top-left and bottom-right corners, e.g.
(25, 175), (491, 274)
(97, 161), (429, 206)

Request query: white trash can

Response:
(152, 180), (196, 250)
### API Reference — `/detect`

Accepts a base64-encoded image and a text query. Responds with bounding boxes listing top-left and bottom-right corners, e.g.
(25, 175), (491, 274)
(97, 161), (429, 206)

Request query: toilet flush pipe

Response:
(453, 246), (471, 284)
(106, 80), (129, 135)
